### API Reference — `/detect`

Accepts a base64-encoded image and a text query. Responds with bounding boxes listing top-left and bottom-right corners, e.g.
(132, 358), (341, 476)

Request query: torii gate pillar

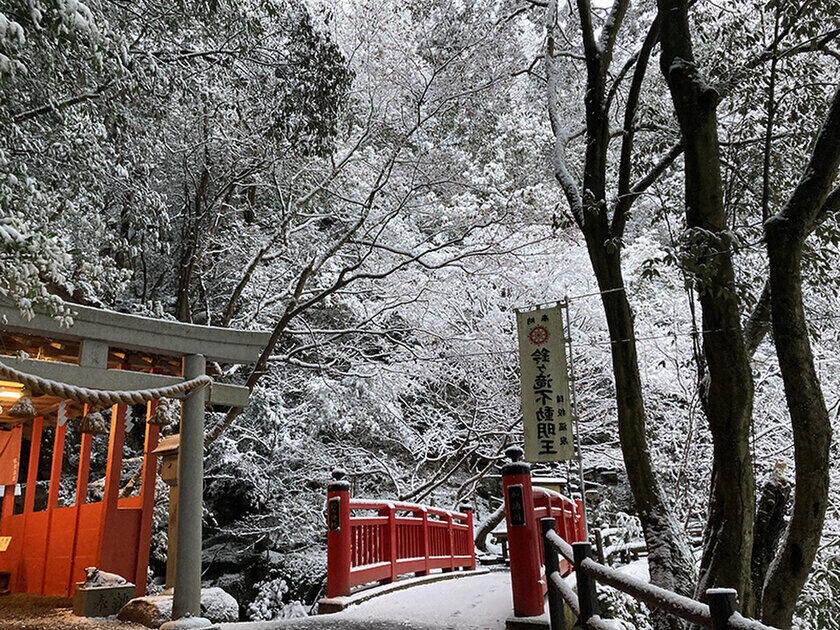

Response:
(172, 354), (206, 620)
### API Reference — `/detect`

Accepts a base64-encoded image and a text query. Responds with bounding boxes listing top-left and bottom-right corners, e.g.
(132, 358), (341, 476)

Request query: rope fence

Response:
(541, 520), (782, 630)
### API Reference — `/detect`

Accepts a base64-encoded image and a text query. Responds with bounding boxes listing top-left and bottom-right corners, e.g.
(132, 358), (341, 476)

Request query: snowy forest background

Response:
(1, 0), (839, 627)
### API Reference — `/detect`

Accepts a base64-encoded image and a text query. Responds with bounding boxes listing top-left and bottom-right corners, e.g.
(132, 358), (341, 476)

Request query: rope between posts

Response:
(0, 359), (212, 408)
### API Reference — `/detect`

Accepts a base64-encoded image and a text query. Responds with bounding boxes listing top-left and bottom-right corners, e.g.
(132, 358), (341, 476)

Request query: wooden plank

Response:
(68, 430), (92, 594)
(134, 401), (160, 597)
(41, 421), (66, 594)
(0, 301), (270, 364)
(23, 417), (42, 514)
(96, 405), (126, 571)
(0, 357), (250, 408)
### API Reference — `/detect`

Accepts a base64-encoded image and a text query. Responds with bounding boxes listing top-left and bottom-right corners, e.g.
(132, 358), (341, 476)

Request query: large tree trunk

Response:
(761, 84), (840, 629)
(657, 0), (755, 612)
(590, 244), (697, 603)
(544, 5), (695, 620)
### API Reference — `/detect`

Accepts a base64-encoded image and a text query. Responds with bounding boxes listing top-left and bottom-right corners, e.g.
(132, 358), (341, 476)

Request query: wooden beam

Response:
(0, 300), (270, 364)
(0, 357), (250, 408)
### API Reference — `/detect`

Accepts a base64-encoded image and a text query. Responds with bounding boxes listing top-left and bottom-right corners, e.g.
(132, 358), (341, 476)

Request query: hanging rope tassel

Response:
(78, 409), (109, 435)
(148, 398), (179, 427)
(8, 396), (36, 419)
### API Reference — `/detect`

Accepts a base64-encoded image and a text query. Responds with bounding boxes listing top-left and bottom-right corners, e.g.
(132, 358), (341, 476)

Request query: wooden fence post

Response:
(594, 528), (605, 564)
(573, 541), (599, 627)
(707, 588), (739, 630)
(541, 518), (567, 630)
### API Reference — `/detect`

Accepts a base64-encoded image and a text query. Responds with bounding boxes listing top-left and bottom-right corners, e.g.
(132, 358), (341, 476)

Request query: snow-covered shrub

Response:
(793, 537), (840, 630)
(246, 577), (308, 621)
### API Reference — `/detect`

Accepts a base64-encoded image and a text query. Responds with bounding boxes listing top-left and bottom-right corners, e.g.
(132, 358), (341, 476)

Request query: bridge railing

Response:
(325, 470), (475, 598)
(502, 447), (587, 618)
(540, 520), (782, 630)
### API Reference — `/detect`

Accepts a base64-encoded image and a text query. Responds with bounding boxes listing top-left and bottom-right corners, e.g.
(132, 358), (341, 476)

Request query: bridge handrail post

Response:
(387, 504), (398, 583)
(542, 518), (568, 630)
(326, 469), (352, 598)
(459, 504), (476, 571)
(419, 507), (430, 576)
(502, 446), (544, 618)
(573, 541), (599, 628)
(707, 588), (739, 630)
(446, 511), (456, 572)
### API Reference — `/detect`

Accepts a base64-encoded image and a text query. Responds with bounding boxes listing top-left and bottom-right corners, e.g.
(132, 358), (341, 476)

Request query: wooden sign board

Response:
(516, 306), (575, 462)
(507, 485), (526, 527)
(328, 497), (341, 532)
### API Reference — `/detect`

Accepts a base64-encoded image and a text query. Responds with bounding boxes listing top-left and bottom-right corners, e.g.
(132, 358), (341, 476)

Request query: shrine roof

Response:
(0, 300), (271, 364)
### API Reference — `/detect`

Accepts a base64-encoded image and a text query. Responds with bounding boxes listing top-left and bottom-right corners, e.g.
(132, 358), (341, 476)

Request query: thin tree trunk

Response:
(761, 84), (840, 629)
(657, 0), (755, 612)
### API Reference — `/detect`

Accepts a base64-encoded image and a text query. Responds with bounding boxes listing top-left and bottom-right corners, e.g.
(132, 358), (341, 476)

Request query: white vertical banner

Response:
(516, 305), (575, 462)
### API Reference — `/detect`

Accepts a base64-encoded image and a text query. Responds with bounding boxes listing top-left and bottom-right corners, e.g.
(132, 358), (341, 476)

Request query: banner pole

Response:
(562, 298), (589, 538)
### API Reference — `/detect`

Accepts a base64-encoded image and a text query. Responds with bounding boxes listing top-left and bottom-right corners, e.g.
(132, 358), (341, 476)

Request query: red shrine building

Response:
(0, 300), (268, 617)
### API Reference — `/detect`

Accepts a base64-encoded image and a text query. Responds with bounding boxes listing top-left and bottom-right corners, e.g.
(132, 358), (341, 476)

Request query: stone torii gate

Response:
(0, 300), (270, 624)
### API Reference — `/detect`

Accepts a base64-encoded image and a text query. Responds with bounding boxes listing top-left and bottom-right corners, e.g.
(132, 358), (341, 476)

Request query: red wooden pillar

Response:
(21, 417), (43, 593)
(326, 469), (351, 598)
(67, 423), (93, 594)
(97, 404), (126, 570)
(503, 446), (543, 618)
(40, 421), (66, 593)
(23, 416), (43, 515)
(417, 508), (430, 576)
(133, 400), (161, 596)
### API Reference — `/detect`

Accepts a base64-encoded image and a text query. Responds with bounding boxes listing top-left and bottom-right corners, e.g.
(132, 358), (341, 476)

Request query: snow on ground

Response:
(224, 570), (520, 630)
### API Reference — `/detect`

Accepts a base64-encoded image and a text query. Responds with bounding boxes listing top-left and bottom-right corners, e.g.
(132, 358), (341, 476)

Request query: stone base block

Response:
(73, 582), (136, 617)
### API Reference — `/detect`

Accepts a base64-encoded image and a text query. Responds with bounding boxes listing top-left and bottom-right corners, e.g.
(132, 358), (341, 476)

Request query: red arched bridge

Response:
(311, 447), (781, 630)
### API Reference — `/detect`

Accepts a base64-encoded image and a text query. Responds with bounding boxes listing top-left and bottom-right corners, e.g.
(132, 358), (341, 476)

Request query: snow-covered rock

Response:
(118, 587), (239, 627)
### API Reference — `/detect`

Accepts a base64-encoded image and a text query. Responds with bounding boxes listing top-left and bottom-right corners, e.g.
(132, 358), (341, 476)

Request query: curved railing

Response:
(324, 474), (475, 599)
(532, 486), (585, 576)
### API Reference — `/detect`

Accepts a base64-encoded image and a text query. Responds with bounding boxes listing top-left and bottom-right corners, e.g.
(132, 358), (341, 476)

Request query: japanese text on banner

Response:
(516, 306), (575, 462)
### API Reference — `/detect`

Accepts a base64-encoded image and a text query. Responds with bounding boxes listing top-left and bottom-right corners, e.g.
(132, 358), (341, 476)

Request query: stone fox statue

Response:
(83, 567), (127, 588)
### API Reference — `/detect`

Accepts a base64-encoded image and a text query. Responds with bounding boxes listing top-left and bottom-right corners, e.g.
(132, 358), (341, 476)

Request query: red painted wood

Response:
(503, 471), (543, 617)
(97, 404), (126, 571)
(40, 421), (66, 593)
(133, 400), (160, 596)
(67, 430), (93, 594)
(326, 486), (351, 598)
(23, 417), (43, 514)
(327, 498), (475, 593)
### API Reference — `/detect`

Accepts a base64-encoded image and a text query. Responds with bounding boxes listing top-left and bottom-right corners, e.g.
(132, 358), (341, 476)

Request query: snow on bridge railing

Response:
(324, 470), (475, 599)
(541, 523), (783, 630)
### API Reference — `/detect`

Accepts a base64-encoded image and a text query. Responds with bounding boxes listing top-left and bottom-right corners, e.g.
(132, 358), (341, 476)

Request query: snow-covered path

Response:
(223, 570), (521, 630)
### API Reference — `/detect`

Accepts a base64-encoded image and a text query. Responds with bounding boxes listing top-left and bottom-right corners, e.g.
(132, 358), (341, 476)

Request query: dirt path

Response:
(0, 593), (147, 630)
